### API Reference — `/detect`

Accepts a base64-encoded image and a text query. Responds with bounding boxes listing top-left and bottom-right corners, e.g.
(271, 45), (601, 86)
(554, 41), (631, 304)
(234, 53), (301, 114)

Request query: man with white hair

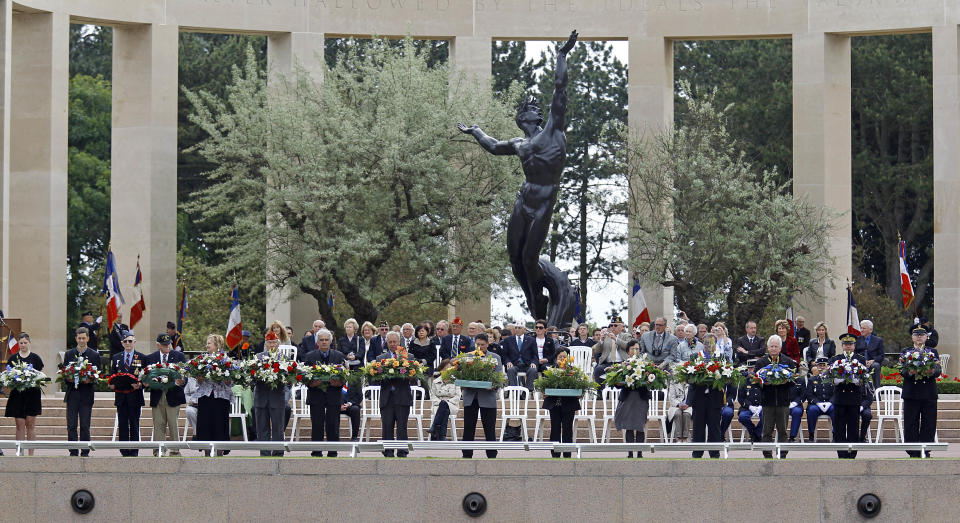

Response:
(670, 324), (704, 364)
(753, 334), (797, 458)
(638, 317), (679, 366)
(401, 323), (415, 348)
(300, 318), (326, 355)
(855, 319), (885, 388)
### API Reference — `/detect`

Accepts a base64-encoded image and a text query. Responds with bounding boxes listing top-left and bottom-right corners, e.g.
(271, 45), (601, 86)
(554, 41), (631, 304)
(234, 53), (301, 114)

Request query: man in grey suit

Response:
(592, 316), (632, 382)
(253, 331), (290, 456)
(460, 333), (505, 458)
(639, 317), (679, 366)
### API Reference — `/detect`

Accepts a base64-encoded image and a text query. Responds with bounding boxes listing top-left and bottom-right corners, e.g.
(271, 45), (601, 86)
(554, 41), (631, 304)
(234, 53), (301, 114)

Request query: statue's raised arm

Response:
(548, 30), (578, 133)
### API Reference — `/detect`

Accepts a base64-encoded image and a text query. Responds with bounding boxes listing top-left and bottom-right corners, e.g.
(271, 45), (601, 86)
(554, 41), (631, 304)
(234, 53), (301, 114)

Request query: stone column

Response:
(792, 32), (851, 331)
(932, 25), (960, 377)
(0, 0), (11, 309)
(9, 11), (69, 371)
(111, 24), (178, 353)
(448, 35), (492, 325)
(264, 32), (324, 335)
(627, 36), (675, 325)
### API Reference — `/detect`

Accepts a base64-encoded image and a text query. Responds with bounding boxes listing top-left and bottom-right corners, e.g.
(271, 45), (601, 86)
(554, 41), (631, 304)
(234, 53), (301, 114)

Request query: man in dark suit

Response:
(365, 321), (391, 363)
(303, 328), (346, 457)
(63, 327), (102, 457)
(735, 321), (764, 364)
(753, 335), (797, 458)
(377, 331), (413, 457)
(901, 327), (940, 458)
(144, 333), (187, 456)
(794, 316), (811, 354)
(440, 317), (473, 359)
(855, 319), (885, 389)
(78, 310), (101, 351)
(110, 330), (146, 456)
(340, 378), (363, 442)
(829, 334), (867, 458)
(460, 333), (504, 458)
(520, 319), (557, 390)
(107, 313), (131, 358)
(498, 322), (525, 386)
(300, 319), (325, 358)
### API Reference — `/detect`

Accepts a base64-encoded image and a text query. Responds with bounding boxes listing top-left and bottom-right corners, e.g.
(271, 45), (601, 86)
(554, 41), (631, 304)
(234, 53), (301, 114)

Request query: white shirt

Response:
(536, 337), (545, 360)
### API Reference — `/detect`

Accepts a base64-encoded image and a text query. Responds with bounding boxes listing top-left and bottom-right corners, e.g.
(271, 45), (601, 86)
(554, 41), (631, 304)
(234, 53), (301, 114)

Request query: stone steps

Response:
(2, 397), (958, 443)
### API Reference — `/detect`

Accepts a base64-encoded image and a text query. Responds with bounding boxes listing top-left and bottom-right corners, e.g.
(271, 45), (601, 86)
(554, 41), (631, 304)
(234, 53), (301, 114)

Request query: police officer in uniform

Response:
(828, 333), (866, 458)
(902, 326), (941, 458)
(804, 357), (834, 442)
(736, 373), (763, 443)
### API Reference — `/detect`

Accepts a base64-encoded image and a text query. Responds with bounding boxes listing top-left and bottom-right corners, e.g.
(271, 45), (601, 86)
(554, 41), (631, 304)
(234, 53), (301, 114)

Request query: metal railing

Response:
(0, 439), (947, 459)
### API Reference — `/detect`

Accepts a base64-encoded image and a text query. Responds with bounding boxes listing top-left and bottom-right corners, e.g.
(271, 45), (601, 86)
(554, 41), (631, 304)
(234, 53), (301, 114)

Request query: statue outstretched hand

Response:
(457, 122), (477, 134)
(560, 30), (578, 54)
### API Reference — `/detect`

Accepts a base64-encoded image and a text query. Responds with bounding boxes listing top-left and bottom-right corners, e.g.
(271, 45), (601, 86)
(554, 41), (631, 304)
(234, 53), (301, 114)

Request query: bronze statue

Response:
(458, 30), (579, 328)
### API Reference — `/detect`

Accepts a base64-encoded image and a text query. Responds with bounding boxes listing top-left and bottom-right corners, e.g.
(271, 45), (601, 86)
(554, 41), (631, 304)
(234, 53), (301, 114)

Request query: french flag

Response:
(7, 335), (18, 355)
(225, 284), (243, 349)
(101, 250), (125, 329)
(846, 286), (861, 336)
(129, 259), (146, 329)
(631, 279), (651, 327)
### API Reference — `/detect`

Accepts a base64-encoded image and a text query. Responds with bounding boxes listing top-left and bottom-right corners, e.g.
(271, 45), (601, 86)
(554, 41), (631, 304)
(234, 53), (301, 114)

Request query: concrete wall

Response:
(0, 457), (958, 521)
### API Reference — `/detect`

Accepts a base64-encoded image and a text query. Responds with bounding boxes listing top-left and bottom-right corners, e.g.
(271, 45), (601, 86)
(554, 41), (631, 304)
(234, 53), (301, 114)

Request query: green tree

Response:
(491, 40), (538, 97)
(70, 25), (113, 80)
(66, 74), (112, 340)
(184, 41), (520, 339)
(533, 42), (628, 319)
(673, 39), (793, 185)
(621, 88), (837, 336)
(851, 34), (933, 315)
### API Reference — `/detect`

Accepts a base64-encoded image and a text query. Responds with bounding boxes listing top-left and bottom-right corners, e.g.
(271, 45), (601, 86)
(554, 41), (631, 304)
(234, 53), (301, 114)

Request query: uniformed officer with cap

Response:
(804, 357), (834, 442)
(902, 326), (941, 457)
(829, 333), (866, 458)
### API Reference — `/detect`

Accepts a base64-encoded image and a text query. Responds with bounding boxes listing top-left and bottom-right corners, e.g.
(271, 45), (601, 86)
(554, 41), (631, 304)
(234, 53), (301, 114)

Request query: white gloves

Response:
(95, 316), (103, 324)
(748, 405), (762, 417)
(817, 402), (832, 413)
(789, 402), (797, 409)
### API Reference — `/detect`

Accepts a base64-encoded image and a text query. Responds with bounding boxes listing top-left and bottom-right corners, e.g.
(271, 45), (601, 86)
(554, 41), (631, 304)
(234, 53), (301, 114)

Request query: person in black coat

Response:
(753, 335), (797, 458)
(340, 377), (362, 442)
(909, 317), (939, 348)
(365, 321), (391, 363)
(804, 321), (836, 366)
(337, 318), (365, 365)
(734, 321), (764, 364)
(78, 311), (101, 351)
(63, 327), (102, 457)
(110, 330), (146, 456)
(686, 338), (724, 458)
(377, 332), (414, 457)
(3, 333), (45, 455)
(855, 320), (885, 389)
(795, 316), (811, 354)
(106, 314), (131, 358)
(520, 320), (558, 390)
(829, 334), (867, 458)
(143, 333), (187, 456)
(440, 318), (473, 359)
(499, 323), (526, 386)
(302, 328), (346, 457)
(901, 327), (941, 458)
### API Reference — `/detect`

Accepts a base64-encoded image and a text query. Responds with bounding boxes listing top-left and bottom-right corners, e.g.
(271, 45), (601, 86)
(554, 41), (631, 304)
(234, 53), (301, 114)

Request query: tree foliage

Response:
(621, 89), (838, 336)
(184, 41), (520, 338)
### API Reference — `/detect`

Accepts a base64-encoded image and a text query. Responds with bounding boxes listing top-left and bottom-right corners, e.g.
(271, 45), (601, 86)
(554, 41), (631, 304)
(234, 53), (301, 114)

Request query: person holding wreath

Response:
(196, 334), (233, 456)
(3, 333), (45, 455)
(459, 333), (504, 459)
(111, 330), (146, 456)
(613, 340), (649, 458)
(144, 333), (187, 456)
(377, 331), (414, 457)
(901, 326), (941, 458)
(302, 328), (346, 457)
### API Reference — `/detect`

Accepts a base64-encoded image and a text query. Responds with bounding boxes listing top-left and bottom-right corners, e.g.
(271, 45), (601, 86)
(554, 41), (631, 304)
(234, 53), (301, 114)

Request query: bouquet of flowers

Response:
(184, 353), (241, 384)
(602, 355), (669, 390)
(533, 353), (598, 396)
(824, 357), (869, 385)
(362, 357), (428, 386)
(441, 350), (507, 389)
(0, 361), (52, 391)
(57, 357), (101, 388)
(301, 363), (350, 391)
(898, 348), (939, 378)
(674, 355), (745, 390)
(249, 356), (300, 389)
(755, 363), (796, 386)
(142, 361), (185, 391)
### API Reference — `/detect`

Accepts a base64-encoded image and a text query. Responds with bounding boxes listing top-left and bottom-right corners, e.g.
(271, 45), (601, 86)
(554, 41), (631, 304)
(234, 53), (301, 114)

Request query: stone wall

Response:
(0, 457), (958, 521)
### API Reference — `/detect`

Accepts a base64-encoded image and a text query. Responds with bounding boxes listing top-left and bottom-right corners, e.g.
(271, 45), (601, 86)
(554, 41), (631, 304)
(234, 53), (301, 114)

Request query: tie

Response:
(126, 353), (132, 368)
(162, 353), (167, 364)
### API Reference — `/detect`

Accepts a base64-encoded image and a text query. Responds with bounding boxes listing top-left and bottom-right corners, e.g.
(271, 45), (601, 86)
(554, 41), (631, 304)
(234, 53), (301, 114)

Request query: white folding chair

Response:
(498, 386), (530, 442)
(647, 389), (670, 442)
(111, 414), (119, 441)
(182, 411), (194, 441)
(599, 387), (621, 443)
(434, 345), (443, 370)
(409, 385), (427, 441)
(229, 393), (248, 441)
(447, 409), (459, 441)
(569, 346), (594, 377)
(531, 391), (552, 441)
(277, 344), (298, 361)
(939, 354), (950, 375)
(738, 408), (762, 443)
(572, 390), (598, 443)
(288, 384), (311, 441)
(359, 385), (382, 441)
(874, 385), (904, 443)
(800, 406), (833, 443)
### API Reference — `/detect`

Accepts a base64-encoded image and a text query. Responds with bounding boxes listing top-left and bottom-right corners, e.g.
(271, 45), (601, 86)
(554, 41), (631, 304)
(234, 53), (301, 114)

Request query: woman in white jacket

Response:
(666, 380), (692, 442)
(429, 359), (461, 440)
